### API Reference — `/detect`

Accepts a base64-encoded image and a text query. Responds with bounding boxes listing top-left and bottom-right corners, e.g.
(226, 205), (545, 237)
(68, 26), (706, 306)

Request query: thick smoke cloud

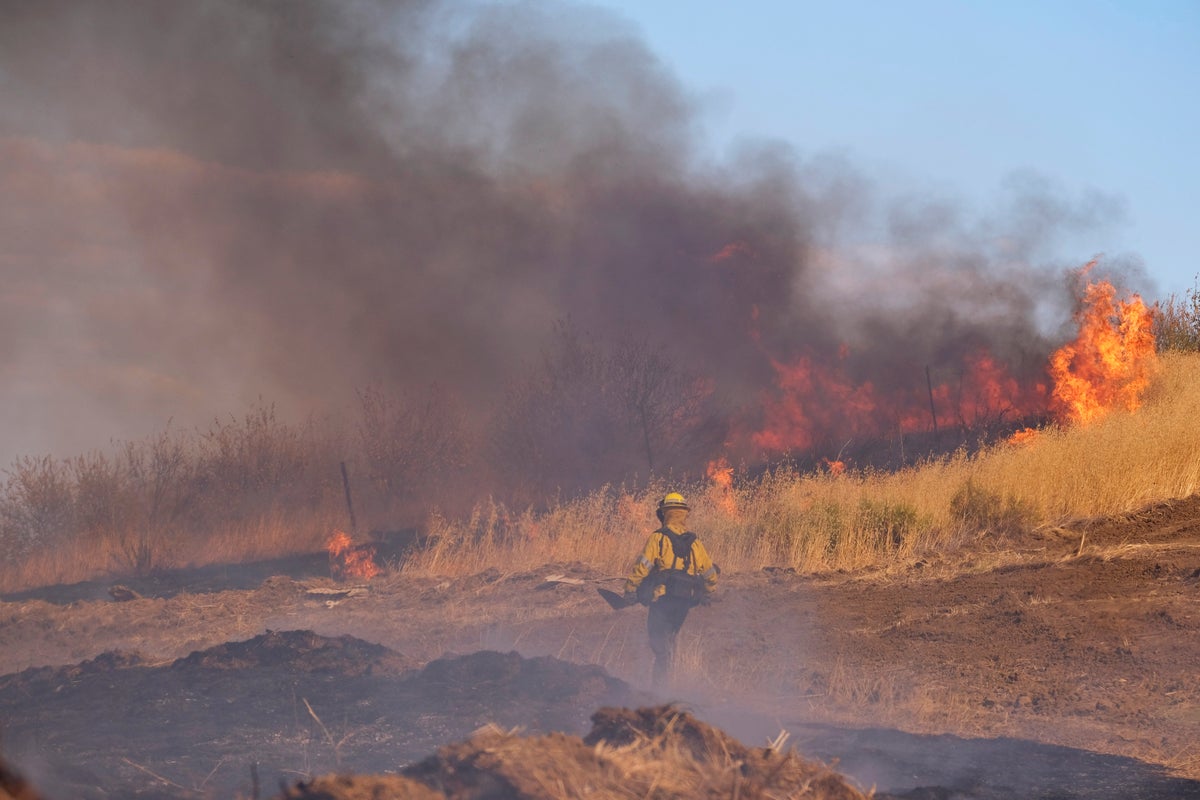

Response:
(0, 0), (1124, 466)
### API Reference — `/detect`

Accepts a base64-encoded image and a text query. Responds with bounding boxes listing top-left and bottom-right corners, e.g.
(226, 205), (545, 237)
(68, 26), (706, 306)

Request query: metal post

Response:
(339, 461), (358, 534)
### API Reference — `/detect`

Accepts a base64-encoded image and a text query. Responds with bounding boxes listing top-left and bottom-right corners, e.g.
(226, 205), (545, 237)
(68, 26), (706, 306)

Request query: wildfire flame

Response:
(1049, 271), (1157, 426)
(725, 261), (1156, 466)
(705, 456), (738, 515)
(327, 530), (380, 581)
(824, 459), (846, 476)
(1007, 427), (1040, 446)
(708, 240), (755, 263)
(749, 347), (1046, 456)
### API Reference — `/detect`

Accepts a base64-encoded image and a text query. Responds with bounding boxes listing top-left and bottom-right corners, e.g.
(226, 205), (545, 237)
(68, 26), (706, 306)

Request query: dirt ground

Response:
(2, 495), (1199, 798)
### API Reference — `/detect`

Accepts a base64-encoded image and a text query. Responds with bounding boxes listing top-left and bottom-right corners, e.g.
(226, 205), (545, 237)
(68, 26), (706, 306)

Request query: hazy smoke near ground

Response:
(0, 0), (1127, 468)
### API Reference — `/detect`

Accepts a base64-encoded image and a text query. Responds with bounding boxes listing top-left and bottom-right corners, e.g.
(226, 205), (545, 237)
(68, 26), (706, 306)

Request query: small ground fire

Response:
(327, 530), (381, 581)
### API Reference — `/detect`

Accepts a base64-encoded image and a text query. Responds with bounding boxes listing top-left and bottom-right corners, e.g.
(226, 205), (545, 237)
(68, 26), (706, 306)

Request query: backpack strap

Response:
(657, 527), (696, 573)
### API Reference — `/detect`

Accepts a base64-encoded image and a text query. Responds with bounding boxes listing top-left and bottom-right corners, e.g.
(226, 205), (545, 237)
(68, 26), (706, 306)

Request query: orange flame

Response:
(749, 347), (1046, 456)
(750, 354), (878, 453)
(730, 261), (1151, 464)
(705, 456), (738, 515)
(1049, 273), (1157, 426)
(824, 459), (846, 476)
(708, 241), (755, 263)
(327, 530), (380, 581)
(1007, 427), (1040, 446)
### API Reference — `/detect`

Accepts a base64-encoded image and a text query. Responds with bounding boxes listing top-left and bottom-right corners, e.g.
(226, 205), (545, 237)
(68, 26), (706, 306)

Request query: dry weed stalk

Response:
(4, 353), (1200, 594)
(404, 351), (1200, 580)
(301, 697), (366, 768)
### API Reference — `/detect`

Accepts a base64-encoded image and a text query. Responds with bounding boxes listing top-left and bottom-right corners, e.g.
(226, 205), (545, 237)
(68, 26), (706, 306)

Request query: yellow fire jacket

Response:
(624, 526), (718, 601)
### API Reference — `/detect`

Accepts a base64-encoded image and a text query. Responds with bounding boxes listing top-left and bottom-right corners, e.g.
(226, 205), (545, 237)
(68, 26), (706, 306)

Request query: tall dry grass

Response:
(0, 387), (480, 594)
(0, 404), (349, 593)
(406, 351), (1200, 579)
(5, 352), (1199, 593)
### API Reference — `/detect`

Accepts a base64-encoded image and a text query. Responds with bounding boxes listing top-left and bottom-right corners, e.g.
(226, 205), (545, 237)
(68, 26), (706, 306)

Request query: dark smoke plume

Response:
(0, 0), (1125, 469)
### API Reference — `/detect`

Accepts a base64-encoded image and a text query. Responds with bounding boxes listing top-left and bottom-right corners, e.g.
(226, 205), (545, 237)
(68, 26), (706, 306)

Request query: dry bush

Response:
(2, 430), (205, 580)
(940, 350), (1200, 521)
(0, 388), (482, 592)
(193, 403), (338, 522)
(355, 384), (472, 528)
(5, 344), (1200, 594)
(0, 456), (76, 557)
(0, 404), (349, 592)
(1155, 274), (1200, 352)
(948, 480), (1031, 536)
(407, 351), (1200, 579)
(113, 430), (198, 574)
(489, 322), (723, 503)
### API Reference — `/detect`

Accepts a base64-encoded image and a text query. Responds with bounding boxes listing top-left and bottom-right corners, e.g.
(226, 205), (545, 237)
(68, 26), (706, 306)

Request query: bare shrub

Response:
(71, 450), (137, 543)
(112, 430), (199, 574)
(610, 339), (725, 473)
(0, 456), (76, 556)
(491, 322), (624, 502)
(949, 480), (1030, 536)
(855, 499), (919, 552)
(355, 384), (472, 526)
(1, 402), (350, 590)
(194, 403), (328, 519)
(1155, 275), (1200, 352)
(491, 322), (724, 502)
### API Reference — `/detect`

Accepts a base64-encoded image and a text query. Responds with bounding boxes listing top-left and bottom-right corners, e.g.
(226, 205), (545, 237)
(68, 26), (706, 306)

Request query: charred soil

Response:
(1, 497), (1199, 798)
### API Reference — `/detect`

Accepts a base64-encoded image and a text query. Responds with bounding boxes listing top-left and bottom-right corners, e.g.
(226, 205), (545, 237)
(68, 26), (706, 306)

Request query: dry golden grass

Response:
(5, 352), (1198, 594)
(369, 706), (871, 800)
(0, 533), (120, 592)
(170, 510), (341, 567)
(0, 509), (340, 594)
(406, 351), (1200, 579)
(286, 707), (871, 800)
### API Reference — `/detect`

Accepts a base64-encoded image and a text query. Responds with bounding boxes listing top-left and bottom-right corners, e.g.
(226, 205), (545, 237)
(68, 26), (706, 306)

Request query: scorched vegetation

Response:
(2, 274), (1199, 593)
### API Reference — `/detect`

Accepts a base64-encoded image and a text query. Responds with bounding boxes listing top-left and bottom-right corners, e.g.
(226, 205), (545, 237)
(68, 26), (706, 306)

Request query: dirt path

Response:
(2, 496), (1198, 796)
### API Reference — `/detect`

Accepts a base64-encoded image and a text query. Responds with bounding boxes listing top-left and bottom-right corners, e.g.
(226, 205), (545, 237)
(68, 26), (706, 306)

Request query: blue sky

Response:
(586, 0), (1199, 297)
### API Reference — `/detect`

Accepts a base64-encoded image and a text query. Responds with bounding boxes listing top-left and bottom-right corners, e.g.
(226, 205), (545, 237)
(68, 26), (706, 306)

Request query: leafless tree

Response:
(490, 321), (725, 501)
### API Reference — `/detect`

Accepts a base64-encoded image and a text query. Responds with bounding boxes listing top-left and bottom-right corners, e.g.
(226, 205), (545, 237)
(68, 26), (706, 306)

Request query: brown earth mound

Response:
(0, 649), (147, 695)
(282, 774), (443, 800)
(0, 631), (647, 800)
(285, 705), (869, 800)
(170, 628), (416, 675)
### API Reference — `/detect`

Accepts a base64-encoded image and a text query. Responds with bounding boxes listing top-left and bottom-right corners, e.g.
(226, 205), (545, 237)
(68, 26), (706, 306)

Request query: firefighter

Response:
(623, 492), (718, 689)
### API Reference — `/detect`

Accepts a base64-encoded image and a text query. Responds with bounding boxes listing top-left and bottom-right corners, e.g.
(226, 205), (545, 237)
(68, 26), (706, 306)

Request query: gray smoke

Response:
(0, 0), (1127, 465)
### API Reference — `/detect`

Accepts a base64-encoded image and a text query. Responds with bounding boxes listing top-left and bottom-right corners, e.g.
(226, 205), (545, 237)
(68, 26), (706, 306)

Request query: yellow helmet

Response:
(656, 492), (690, 521)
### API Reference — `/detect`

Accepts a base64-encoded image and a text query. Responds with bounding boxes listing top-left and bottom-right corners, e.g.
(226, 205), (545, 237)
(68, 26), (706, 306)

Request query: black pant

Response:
(647, 596), (692, 689)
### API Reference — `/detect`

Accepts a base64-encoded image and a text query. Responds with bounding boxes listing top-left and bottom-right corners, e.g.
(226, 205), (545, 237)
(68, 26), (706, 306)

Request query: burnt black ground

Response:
(0, 634), (642, 799)
(1, 631), (1197, 799)
(3, 499), (1199, 799)
(718, 711), (1200, 800)
(0, 553), (333, 605)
